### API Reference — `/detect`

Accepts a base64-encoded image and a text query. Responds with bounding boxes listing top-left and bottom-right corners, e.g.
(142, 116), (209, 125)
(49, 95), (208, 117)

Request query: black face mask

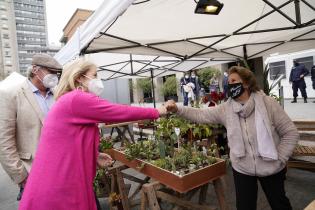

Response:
(228, 82), (244, 99)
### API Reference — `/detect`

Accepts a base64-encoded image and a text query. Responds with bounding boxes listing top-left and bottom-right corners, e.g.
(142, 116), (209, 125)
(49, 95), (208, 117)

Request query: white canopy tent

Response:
(0, 72), (26, 90)
(55, 0), (315, 80)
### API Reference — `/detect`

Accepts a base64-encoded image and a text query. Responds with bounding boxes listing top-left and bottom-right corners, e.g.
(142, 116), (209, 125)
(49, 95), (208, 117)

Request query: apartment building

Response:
(0, 0), (60, 80)
(0, 0), (19, 80)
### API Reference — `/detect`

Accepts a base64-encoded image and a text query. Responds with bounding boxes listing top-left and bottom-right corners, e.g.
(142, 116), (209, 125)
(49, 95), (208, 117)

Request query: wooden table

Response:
(103, 121), (143, 145)
(106, 161), (228, 210)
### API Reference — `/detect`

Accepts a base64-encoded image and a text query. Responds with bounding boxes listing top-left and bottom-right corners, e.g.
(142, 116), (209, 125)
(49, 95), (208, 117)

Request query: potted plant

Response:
(136, 78), (153, 102)
(106, 140), (226, 193)
(162, 76), (178, 101)
(105, 115), (226, 193)
(93, 136), (113, 198)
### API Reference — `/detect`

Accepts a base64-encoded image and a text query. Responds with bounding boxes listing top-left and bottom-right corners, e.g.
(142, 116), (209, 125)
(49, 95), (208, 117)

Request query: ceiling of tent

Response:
(86, 52), (229, 80)
(79, 0), (315, 79)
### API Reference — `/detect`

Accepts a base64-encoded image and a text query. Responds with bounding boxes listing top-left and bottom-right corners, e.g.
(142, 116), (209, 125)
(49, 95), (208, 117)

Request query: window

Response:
(1, 15), (8, 20)
(2, 24), (8, 29)
(294, 56), (314, 76)
(4, 42), (10, 48)
(2, 33), (9, 39)
(5, 60), (12, 66)
(269, 61), (286, 80)
(4, 50), (10, 57)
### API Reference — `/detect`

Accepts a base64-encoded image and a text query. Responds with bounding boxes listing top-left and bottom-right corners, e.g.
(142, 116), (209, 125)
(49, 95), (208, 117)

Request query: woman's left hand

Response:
(97, 153), (113, 168)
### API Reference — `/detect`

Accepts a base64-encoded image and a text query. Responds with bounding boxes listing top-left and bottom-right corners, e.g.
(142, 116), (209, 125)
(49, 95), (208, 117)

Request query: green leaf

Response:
(159, 141), (166, 158)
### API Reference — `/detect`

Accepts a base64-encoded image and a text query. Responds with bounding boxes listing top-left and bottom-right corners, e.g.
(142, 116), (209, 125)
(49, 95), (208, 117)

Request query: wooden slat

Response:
(213, 178), (229, 210)
(116, 168), (131, 210)
(300, 146), (308, 154)
(293, 120), (315, 131)
(287, 160), (315, 170)
(143, 184), (161, 210)
(293, 145), (315, 156)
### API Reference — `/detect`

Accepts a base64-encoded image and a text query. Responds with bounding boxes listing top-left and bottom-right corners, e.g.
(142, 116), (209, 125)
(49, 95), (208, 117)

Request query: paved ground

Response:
(1, 99), (314, 210)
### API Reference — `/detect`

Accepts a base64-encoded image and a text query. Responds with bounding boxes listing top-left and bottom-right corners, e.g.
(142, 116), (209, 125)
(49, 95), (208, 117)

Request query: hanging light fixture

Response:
(194, 0), (224, 15)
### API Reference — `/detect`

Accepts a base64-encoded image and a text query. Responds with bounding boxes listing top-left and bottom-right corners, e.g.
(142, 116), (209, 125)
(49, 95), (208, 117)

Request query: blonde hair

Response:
(54, 58), (97, 100)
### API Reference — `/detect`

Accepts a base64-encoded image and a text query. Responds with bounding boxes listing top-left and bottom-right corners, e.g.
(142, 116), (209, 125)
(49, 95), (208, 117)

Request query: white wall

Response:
(101, 79), (130, 104)
(265, 49), (315, 99)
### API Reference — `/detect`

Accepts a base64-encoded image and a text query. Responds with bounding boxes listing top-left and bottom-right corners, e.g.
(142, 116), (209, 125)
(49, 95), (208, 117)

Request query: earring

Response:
(76, 85), (84, 91)
(76, 81), (85, 91)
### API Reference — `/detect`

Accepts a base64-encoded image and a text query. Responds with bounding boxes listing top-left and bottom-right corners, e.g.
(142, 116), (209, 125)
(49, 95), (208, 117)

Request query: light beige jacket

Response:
(177, 94), (299, 177)
(0, 80), (44, 184)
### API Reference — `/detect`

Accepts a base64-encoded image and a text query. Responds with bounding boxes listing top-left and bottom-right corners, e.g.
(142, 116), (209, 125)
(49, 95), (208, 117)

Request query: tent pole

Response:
(243, 45), (248, 62)
(294, 0), (301, 25)
(150, 69), (156, 108)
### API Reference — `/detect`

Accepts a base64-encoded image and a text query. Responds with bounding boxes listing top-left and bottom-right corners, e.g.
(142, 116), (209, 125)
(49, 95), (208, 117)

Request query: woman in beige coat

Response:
(165, 66), (299, 210)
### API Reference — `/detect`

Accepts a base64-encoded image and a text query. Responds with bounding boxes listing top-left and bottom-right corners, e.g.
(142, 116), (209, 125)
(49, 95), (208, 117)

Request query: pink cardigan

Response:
(19, 90), (159, 210)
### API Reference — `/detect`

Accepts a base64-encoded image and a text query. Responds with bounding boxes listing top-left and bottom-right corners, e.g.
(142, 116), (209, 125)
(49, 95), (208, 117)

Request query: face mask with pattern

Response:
(228, 82), (244, 99)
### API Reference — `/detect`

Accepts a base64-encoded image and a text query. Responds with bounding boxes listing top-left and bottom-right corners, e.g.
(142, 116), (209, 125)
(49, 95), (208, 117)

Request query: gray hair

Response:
(27, 65), (41, 79)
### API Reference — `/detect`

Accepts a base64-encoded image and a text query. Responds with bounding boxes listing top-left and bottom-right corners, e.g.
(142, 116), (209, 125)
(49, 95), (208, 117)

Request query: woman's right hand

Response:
(165, 100), (178, 113)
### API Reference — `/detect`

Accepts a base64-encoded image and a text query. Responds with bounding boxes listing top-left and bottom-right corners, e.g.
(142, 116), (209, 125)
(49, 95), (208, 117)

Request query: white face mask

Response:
(191, 74), (196, 78)
(43, 74), (59, 89)
(185, 75), (189, 79)
(36, 69), (58, 89)
(83, 75), (104, 96)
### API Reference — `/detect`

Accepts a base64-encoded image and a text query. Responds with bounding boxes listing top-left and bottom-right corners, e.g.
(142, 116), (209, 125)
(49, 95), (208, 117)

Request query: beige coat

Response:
(177, 94), (299, 177)
(0, 80), (44, 184)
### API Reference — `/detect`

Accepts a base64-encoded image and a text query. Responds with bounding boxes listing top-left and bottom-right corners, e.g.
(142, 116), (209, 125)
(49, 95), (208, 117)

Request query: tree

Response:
(197, 67), (221, 92)
(162, 76), (178, 97)
(136, 78), (152, 95)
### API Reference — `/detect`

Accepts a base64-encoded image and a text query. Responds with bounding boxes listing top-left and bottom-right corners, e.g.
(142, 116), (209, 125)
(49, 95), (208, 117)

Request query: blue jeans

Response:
(183, 92), (189, 106)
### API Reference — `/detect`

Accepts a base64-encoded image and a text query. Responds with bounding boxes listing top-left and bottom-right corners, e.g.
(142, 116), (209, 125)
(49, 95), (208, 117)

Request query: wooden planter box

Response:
(106, 148), (226, 193)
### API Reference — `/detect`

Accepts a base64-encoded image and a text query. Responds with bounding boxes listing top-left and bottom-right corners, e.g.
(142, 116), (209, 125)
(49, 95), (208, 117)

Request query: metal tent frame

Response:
(80, 0), (314, 81)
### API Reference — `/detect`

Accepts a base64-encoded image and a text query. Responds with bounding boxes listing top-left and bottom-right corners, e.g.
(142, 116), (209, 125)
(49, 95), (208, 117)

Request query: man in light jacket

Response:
(0, 54), (62, 200)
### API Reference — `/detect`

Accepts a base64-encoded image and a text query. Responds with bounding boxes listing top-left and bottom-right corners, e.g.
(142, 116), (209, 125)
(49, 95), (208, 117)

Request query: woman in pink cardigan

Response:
(19, 59), (166, 210)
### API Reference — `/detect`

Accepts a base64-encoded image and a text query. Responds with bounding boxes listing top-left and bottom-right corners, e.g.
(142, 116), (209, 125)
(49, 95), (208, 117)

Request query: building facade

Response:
(0, 0), (60, 80)
(60, 8), (92, 45)
(14, 0), (49, 75)
(0, 0), (19, 80)
(265, 49), (315, 99)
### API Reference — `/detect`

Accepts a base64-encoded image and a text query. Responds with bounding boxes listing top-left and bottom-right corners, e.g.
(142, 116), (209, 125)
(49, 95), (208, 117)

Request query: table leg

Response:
(116, 168), (130, 210)
(213, 178), (228, 210)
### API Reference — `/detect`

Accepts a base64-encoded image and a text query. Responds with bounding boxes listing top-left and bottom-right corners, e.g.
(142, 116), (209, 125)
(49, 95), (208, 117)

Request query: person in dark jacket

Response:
(190, 70), (201, 106)
(311, 65), (315, 103)
(289, 60), (309, 103)
(180, 72), (191, 106)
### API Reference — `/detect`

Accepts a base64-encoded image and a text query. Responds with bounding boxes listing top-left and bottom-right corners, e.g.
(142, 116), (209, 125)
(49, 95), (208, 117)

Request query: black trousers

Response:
(232, 168), (292, 210)
(292, 80), (307, 98)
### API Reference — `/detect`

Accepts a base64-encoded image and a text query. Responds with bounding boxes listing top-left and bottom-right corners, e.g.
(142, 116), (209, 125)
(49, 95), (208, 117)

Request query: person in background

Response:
(190, 70), (201, 106)
(165, 66), (298, 210)
(209, 73), (220, 93)
(222, 71), (229, 99)
(18, 59), (167, 210)
(0, 54), (62, 201)
(311, 65), (315, 103)
(180, 72), (191, 106)
(289, 60), (309, 103)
